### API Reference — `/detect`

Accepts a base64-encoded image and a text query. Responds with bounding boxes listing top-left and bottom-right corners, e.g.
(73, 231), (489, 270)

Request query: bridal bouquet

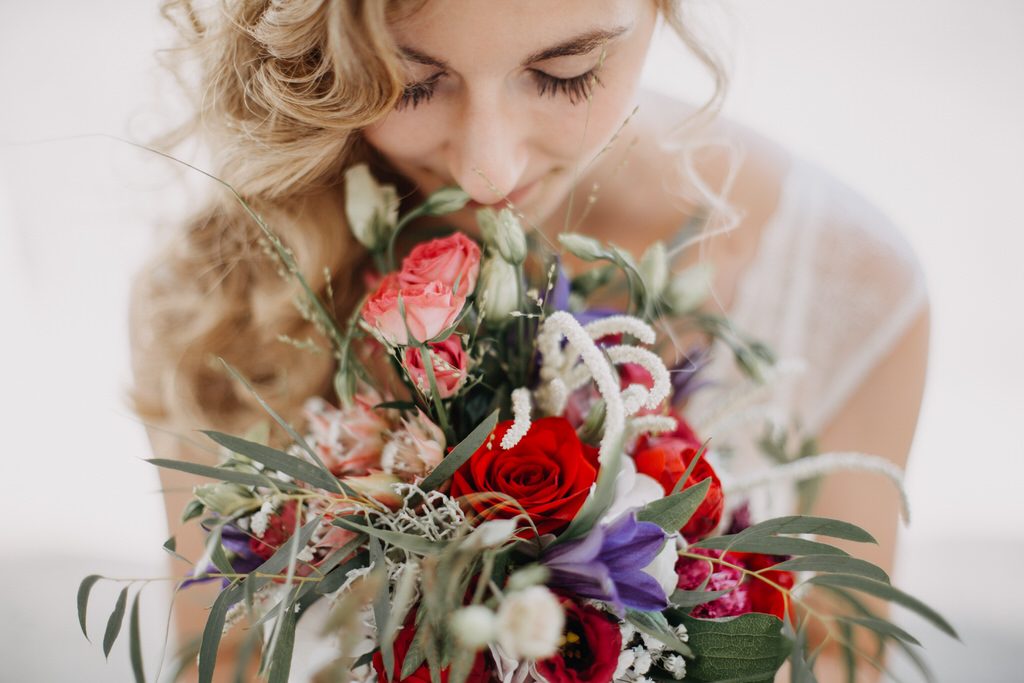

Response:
(79, 166), (954, 683)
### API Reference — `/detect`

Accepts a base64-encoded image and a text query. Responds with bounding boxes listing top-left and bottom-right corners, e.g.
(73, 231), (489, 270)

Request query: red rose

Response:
(449, 417), (598, 537)
(633, 417), (722, 541)
(372, 613), (490, 683)
(536, 597), (622, 683)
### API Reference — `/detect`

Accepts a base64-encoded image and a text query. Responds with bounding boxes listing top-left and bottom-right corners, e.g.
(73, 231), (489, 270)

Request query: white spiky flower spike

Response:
(724, 451), (912, 523)
(501, 387), (534, 449)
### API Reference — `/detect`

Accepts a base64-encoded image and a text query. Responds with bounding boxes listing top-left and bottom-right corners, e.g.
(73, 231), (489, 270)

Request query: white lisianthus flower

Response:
(478, 257), (520, 322)
(343, 163), (398, 250)
(495, 586), (564, 660)
(451, 605), (498, 650)
(604, 454), (664, 522)
(643, 536), (681, 598)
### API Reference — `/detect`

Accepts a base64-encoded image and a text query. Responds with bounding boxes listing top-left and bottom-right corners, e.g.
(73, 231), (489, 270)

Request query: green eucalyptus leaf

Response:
(316, 548), (371, 595)
(838, 615), (921, 646)
(625, 610), (692, 657)
(694, 535), (849, 557)
(672, 442), (709, 496)
(181, 499), (206, 524)
(401, 626), (430, 679)
(420, 410), (499, 492)
(203, 431), (342, 493)
(77, 574), (102, 640)
(147, 458), (303, 492)
(734, 516), (876, 544)
(369, 537), (395, 682)
(768, 555), (889, 583)
(637, 478), (710, 532)
(267, 599), (298, 683)
(805, 574), (958, 639)
(679, 612), (790, 682)
(893, 636), (937, 683)
(198, 585), (240, 683)
(129, 591), (145, 683)
(103, 586), (129, 659)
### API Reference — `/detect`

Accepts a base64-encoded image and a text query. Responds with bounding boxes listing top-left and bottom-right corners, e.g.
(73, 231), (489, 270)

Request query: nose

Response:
(443, 86), (528, 205)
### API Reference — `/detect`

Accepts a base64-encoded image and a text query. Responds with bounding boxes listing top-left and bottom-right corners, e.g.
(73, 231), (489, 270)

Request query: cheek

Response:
(362, 110), (445, 166)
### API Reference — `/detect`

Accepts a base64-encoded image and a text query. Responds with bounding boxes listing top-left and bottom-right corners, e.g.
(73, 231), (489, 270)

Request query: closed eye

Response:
(395, 68), (604, 111)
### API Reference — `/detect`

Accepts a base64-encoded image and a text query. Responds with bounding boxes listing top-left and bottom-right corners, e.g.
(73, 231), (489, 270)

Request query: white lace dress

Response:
(686, 155), (928, 521)
(286, 155), (928, 681)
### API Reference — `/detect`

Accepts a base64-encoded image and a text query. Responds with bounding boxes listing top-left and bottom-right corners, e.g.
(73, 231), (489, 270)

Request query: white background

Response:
(1, 1), (1022, 681)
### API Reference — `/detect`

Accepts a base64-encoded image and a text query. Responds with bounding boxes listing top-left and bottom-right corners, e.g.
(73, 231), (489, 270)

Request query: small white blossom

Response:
(250, 499), (277, 539)
(631, 647), (653, 675)
(661, 654), (687, 680)
(614, 649), (636, 679)
(496, 586), (565, 660)
(640, 632), (666, 654)
(673, 623), (689, 643)
(451, 605), (498, 650)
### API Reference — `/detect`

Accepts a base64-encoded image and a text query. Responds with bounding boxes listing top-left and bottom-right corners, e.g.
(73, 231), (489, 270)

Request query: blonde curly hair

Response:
(130, 0), (732, 439)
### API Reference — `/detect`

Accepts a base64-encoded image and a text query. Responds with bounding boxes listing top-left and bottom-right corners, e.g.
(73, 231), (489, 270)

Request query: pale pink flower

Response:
(399, 232), (481, 298)
(381, 410), (446, 480)
(362, 273), (465, 345)
(304, 394), (390, 476)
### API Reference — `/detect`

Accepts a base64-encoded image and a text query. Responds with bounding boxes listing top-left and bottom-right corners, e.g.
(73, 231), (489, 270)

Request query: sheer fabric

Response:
(686, 156), (928, 519)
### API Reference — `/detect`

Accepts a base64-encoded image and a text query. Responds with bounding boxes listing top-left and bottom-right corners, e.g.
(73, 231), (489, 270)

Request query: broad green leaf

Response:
(233, 623), (264, 683)
(203, 430), (342, 493)
(637, 478), (710, 532)
(147, 458), (303, 492)
(625, 610), (692, 657)
(375, 400), (418, 411)
(198, 585), (240, 683)
(838, 615), (921, 646)
(679, 612), (790, 682)
(334, 517), (447, 556)
(557, 429), (626, 543)
(77, 574), (102, 640)
(768, 555), (889, 583)
(805, 574), (958, 639)
(783, 617), (817, 683)
(670, 586), (736, 608)
(695, 535), (849, 557)
(421, 410), (499, 492)
(129, 591), (145, 683)
(103, 586), (129, 659)
(735, 516), (876, 544)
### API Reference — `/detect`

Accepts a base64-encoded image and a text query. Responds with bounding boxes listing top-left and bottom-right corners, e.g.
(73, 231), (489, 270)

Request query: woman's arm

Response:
(798, 304), (931, 682)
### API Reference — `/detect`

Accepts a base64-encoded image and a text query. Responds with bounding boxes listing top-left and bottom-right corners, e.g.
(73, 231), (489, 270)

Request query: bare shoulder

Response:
(583, 89), (795, 309)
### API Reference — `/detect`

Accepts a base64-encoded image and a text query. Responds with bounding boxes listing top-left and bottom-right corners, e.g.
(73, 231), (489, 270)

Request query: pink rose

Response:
(399, 233), (481, 298)
(403, 335), (468, 398)
(362, 273), (465, 345)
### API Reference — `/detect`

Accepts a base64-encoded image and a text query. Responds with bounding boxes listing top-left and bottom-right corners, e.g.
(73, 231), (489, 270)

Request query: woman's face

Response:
(362, 0), (658, 233)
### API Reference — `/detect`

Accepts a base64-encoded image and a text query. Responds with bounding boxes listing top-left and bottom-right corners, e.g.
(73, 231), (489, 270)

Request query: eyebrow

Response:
(399, 25), (630, 71)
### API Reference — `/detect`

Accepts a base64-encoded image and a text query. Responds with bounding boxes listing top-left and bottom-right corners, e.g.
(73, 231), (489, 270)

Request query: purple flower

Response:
(669, 345), (714, 405)
(181, 524), (263, 589)
(541, 511), (670, 613)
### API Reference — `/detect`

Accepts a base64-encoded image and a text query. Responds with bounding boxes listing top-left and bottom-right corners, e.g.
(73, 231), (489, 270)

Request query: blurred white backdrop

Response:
(1, 1), (1021, 681)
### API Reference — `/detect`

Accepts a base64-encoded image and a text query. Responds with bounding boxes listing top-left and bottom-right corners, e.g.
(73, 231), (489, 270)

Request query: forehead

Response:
(389, 0), (646, 69)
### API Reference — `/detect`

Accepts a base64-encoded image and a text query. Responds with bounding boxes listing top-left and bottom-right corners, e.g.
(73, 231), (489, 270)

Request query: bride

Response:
(131, 1), (929, 681)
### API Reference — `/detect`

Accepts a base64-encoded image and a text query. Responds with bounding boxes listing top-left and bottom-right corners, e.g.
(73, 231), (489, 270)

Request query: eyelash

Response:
(396, 68), (602, 110)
